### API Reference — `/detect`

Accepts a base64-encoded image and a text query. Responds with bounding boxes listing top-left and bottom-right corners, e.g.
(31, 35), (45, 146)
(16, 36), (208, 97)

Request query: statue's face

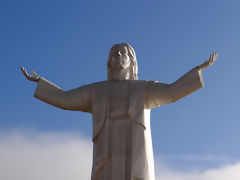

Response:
(109, 46), (130, 70)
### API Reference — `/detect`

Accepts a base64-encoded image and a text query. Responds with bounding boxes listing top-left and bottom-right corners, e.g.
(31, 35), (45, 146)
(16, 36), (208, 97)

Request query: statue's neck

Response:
(109, 68), (130, 80)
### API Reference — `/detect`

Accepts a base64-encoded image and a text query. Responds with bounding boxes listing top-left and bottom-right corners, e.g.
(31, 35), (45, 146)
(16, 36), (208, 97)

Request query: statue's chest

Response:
(109, 81), (130, 118)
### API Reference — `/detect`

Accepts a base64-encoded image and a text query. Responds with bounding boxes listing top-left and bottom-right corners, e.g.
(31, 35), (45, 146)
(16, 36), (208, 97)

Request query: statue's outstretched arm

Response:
(146, 52), (218, 109)
(21, 67), (91, 113)
(169, 52), (218, 102)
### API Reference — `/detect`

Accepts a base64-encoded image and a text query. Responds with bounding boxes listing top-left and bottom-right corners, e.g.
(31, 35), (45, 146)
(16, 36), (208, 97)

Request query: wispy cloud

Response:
(156, 162), (240, 180)
(1, 130), (240, 180)
(158, 154), (235, 162)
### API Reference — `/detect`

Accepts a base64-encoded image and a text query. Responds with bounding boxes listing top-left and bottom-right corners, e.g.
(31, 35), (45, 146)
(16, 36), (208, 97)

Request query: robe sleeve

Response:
(34, 77), (92, 112)
(146, 67), (204, 109)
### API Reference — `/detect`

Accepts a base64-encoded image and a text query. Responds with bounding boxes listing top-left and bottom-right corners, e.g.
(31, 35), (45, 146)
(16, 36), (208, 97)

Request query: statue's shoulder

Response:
(85, 81), (110, 93)
(129, 80), (148, 87)
(145, 80), (171, 89)
(131, 80), (170, 90)
(90, 80), (109, 87)
(131, 80), (167, 86)
(130, 80), (148, 83)
(72, 81), (109, 92)
(89, 81), (110, 98)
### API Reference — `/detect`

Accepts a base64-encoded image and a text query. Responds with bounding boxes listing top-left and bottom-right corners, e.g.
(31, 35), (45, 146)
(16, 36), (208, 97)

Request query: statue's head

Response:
(107, 43), (138, 80)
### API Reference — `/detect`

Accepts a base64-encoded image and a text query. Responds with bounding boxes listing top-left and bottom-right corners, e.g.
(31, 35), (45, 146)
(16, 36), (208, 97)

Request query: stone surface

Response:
(21, 43), (218, 180)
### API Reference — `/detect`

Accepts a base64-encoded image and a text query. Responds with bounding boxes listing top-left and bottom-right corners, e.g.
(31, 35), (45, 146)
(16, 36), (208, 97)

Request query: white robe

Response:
(34, 67), (204, 180)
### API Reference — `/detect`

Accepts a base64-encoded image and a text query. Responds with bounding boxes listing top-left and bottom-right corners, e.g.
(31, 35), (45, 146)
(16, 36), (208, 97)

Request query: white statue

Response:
(21, 43), (218, 180)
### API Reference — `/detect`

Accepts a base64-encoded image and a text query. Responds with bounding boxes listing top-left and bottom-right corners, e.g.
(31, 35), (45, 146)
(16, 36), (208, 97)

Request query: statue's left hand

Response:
(20, 66), (40, 82)
(198, 52), (218, 71)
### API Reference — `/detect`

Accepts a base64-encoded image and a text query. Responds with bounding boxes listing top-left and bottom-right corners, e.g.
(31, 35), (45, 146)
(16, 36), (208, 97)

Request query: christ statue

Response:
(21, 43), (218, 180)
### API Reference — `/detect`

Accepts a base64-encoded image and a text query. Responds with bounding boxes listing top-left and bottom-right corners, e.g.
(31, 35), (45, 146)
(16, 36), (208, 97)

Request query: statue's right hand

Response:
(20, 66), (40, 82)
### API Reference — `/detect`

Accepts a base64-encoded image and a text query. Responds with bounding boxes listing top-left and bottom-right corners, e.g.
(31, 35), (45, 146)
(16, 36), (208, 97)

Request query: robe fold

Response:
(34, 67), (204, 180)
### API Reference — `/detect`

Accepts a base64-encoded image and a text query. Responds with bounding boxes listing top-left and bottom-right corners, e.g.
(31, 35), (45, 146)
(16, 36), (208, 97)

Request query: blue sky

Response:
(1, 0), (240, 179)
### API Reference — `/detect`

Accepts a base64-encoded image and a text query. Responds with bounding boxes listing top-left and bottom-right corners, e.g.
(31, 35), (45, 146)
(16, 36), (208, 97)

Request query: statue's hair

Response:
(107, 43), (138, 80)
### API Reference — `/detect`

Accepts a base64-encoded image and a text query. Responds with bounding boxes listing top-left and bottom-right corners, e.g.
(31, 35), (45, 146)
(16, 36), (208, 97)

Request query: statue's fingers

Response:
(32, 70), (38, 78)
(20, 67), (29, 77)
(211, 53), (214, 59)
(207, 57), (211, 64)
(209, 55), (213, 62)
(208, 55), (212, 62)
(209, 57), (214, 65)
(212, 55), (217, 62)
(210, 53), (215, 63)
(20, 66), (25, 74)
(212, 52), (218, 62)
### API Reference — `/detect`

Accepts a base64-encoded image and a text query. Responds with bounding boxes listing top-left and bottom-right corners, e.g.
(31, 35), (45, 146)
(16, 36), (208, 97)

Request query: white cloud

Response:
(1, 130), (240, 180)
(0, 130), (92, 180)
(158, 154), (235, 163)
(156, 162), (240, 180)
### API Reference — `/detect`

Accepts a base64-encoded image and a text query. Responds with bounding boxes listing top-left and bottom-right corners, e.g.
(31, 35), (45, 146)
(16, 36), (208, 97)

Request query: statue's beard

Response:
(110, 59), (130, 70)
